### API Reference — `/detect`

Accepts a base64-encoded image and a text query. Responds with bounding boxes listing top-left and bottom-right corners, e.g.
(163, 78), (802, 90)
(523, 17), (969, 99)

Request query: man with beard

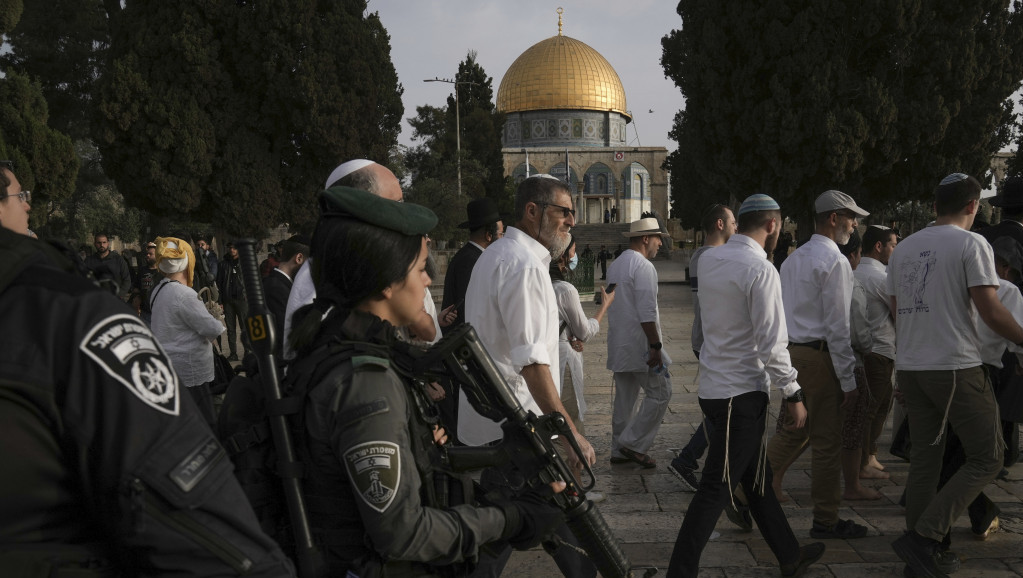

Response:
(85, 233), (132, 300)
(217, 242), (248, 361)
(667, 194), (825, 578)
(459, 175), (597, 578)
(135, 241), (160, 325)
(606, 215), (672, 469)
(766, 190), (871, 540)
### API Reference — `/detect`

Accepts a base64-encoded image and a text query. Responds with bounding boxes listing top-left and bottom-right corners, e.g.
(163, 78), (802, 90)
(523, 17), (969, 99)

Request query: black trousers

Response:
(668, 391), (801, 577)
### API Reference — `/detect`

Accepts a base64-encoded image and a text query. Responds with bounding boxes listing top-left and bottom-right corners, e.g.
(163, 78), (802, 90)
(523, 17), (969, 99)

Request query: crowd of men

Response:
(7, 149), (1023, 577)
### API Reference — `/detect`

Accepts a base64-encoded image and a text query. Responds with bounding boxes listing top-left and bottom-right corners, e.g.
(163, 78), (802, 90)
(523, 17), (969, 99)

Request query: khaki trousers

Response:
(766, 346), (843, 526)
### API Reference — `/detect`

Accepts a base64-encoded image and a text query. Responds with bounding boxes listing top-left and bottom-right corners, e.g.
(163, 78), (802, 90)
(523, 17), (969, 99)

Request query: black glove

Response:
(499, 492), (563, 550)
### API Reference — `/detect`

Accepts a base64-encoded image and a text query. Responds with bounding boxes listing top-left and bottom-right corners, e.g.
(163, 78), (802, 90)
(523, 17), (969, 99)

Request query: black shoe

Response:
(667, 462), (699, 492)
(724, 501), (753, 532)
(892, 531), (949, 578)
(809, 518), (868, 539)
(902, 549), (960, 577)
(780, 542), (826, 577)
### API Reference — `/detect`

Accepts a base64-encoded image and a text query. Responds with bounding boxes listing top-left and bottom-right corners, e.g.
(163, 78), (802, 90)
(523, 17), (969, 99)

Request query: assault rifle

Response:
(410, 323), (646, 578)
(235, 239), (323, 578)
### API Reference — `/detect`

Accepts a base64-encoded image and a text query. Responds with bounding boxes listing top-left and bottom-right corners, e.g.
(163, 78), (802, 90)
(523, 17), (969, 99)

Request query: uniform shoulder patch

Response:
(343, 441), (400, 513)
(80, 313), (180, 416)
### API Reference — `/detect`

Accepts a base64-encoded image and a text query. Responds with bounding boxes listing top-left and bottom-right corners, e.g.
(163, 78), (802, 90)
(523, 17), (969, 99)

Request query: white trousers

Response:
(611, 369), (672, 456)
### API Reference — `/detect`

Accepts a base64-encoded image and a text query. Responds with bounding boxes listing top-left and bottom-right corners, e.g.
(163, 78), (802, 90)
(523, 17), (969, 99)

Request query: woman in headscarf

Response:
(149, 237), (225, 427)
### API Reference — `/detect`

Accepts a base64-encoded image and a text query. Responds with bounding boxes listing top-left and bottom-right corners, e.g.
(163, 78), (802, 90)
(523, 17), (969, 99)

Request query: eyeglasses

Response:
(836, 210), (858, 219)
(544, 202), (575, 218)
(1, 190), (30, 204)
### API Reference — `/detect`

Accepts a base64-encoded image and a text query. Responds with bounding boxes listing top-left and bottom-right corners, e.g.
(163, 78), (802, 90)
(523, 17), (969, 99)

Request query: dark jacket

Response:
(442, 242), (484, 327)
(262, 268), (293, 359)
(0, 230), (294, 577)
(85, 250), (132, 299)
(217, 254), (246, 302)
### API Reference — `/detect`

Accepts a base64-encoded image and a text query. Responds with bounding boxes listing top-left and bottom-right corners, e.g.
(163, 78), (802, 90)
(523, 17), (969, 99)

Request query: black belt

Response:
(790, 340), (829, 352)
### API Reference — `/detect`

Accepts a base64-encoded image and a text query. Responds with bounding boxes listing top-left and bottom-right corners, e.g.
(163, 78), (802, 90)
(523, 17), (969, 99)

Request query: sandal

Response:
(620, 447), (657, 469)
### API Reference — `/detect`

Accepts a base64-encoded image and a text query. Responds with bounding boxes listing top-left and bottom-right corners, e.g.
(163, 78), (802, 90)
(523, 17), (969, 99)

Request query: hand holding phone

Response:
(605, 283), (616, 293)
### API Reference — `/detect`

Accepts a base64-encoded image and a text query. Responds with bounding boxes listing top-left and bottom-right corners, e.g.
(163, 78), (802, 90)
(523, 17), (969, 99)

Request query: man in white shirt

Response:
(667, 194), (824, 578)
(669, 203), (736, 491)
(606, 216), (672, 468)
(854, 225), (898, 478)
(888, 173), (1023, 577)
(765, 189), (870, 540)
(460, 174), (596, 578)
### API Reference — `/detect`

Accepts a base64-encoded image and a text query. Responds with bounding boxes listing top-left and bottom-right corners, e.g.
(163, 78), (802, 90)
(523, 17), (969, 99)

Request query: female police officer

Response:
(288, 186), (561, 576)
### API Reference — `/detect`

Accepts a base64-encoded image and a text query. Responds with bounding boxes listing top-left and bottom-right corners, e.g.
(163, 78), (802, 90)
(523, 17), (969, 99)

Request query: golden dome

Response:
(497, 34), (630, 121)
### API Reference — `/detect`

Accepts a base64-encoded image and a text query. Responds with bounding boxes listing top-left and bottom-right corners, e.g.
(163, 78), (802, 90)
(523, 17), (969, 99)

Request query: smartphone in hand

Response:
(605, 283), (616, 293)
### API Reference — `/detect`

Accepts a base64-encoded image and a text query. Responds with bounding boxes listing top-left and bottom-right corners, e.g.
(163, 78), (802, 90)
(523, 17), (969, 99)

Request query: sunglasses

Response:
(544, 202), (576, 218)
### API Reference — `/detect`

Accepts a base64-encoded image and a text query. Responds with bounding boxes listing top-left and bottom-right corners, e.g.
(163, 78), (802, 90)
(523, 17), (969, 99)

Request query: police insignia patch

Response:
(343, 441), (401, 513)
(80, 313), (180, 416)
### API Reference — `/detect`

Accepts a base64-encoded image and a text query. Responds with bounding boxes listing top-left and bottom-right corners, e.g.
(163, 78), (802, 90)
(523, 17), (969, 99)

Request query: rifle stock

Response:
(413, 324), (635, 578)
(235, 239), (322, 578)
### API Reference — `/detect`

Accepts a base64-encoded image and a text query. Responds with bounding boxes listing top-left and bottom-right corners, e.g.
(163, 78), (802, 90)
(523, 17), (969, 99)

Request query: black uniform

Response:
(298, 310), (506, 576)
(0, 230), (294, 577)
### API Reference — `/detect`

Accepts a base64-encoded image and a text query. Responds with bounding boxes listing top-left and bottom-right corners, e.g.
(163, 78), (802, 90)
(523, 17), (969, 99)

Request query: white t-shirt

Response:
(887, 224), (999, 370)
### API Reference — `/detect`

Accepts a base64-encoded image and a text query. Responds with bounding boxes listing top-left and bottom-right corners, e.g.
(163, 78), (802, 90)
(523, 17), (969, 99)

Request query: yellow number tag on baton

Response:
(248, 316), (267, 341)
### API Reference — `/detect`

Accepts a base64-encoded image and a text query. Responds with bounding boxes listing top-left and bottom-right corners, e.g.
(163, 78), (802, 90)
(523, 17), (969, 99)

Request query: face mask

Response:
(568, 254), (579, 271)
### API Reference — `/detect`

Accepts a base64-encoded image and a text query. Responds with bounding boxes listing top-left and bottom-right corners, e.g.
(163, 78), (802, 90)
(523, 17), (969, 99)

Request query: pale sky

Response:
(370, 0), (683, 152)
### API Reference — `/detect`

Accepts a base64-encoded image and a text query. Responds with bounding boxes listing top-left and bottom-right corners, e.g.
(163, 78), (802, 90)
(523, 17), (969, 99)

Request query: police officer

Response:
(0, 163), (294, 577)
(287, 187), (563, 576)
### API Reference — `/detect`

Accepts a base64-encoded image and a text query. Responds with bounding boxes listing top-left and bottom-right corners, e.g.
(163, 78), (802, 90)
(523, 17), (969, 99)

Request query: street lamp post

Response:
(424, 77), (476, 197)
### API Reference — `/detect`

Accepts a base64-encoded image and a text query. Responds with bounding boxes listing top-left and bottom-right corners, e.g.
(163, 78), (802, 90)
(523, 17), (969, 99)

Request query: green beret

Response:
(319, 186), (437, 236)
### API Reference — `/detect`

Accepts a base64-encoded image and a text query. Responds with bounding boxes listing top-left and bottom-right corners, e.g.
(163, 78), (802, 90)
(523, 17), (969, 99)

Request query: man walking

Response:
(460, 174), (596, 578)
(766, 190), (870, 539)
(666, 194), (824, 578)
(606, 215), (673, 469)
(669, 203), (735, 490)
(598, 245), (610, 280)
(854, 225), (898, 476)
(888, 173), (1023, 577)
(442, 197), (503, 327)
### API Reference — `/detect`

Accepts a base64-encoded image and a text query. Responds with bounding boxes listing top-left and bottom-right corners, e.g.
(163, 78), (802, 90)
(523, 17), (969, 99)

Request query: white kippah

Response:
(325, 159), (375, 189)
(940, 173), (969, 185)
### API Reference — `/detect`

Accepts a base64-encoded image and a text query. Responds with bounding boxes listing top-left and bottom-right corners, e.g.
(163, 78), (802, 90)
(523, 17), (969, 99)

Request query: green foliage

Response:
(0, 70), (78, 230)
(94, 0), (403, 236)
(662, 0), (1023, 229)
(406, 51), (511, 240)
(1, 0), (108, 140)
(0, 0), (23, 35)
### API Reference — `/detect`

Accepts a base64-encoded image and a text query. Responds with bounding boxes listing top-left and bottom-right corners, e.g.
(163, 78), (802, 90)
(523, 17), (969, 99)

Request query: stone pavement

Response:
(504, 258), (1023, 577)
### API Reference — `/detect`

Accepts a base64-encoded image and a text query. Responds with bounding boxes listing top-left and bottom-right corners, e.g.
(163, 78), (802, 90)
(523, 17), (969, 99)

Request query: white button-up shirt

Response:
(698, 234), (800, 399)
(781, 234), (857, 392)
(606, 248), (662, 373)
(458, 226), (560, 446)
(854, 257), (895, 360)
(149, 279), (225, 387)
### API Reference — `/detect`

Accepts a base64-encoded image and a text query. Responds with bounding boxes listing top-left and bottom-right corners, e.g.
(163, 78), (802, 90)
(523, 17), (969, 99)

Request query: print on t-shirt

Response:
(899, 250), (938, 313)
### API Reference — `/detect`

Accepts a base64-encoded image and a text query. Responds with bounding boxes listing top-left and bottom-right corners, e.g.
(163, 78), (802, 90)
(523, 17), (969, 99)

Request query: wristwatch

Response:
(785, 389), (805, 404)
(649, 341), (662, 351)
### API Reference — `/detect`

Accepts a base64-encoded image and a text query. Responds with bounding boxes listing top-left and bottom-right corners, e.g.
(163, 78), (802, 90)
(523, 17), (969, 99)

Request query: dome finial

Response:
(557, 7), (564, 36)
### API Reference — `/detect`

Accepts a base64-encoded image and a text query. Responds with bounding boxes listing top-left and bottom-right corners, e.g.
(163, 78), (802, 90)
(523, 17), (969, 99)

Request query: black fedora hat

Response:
(990, 177), (1023, 209)
(458, 198), (502, 229)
